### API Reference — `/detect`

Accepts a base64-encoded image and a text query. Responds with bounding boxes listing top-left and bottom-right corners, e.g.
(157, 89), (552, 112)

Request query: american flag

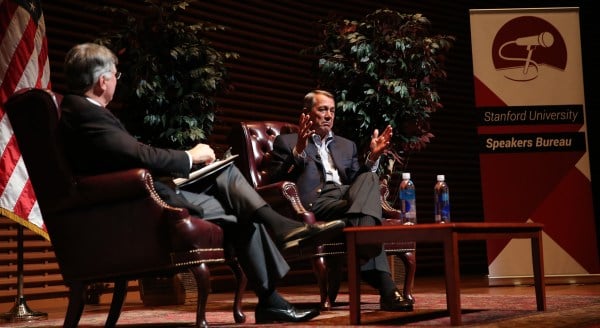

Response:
(0, 0), (51, 240)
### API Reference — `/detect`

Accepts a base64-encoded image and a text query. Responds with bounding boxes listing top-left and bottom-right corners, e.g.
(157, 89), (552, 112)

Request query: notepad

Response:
(172, 154), (239, 187)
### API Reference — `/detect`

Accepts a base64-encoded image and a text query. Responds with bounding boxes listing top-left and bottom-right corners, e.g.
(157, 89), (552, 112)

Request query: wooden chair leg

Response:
(312, 255), (330, 310)
(190, 263), (210, 328)
(397, 251), (416, 303)
(228, 258), (247, 323)
(326, 256), (344, 306)
(105, 279), (127, 328)
(63, 281), (86, 328)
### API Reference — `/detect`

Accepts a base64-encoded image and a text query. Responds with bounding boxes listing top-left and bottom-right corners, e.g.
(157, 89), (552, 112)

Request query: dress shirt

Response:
(293, 131), (380, 185)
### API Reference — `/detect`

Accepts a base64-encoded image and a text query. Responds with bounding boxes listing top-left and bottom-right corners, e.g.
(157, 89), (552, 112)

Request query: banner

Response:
(0, 0), (51, 240)
(470, 7), (598, 283)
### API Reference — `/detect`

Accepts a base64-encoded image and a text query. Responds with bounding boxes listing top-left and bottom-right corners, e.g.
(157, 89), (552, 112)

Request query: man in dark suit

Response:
(59, 43), (344, 323)
(269, 89), (413, 311)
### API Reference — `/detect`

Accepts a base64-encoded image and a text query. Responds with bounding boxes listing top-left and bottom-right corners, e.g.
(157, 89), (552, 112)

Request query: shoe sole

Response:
(380, 304), (414, 312)
(255, 310), (320, 323)
(296, 222), (345, 248)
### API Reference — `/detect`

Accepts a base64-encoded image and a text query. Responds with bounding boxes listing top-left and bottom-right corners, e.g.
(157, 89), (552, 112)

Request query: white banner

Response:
(470, 7), (598, 283)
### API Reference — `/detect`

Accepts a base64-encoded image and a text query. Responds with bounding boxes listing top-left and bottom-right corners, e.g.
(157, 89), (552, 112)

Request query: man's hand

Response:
(294, 113), (315, 155)
(369, 125), (393, 160)
(188, 143), (216, 165)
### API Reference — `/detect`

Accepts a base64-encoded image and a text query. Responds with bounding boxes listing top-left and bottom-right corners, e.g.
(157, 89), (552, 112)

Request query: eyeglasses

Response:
(114, 71), (122, 80)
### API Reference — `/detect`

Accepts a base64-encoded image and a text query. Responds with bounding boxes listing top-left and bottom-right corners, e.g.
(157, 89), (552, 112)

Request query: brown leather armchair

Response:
(4, 88), (247, 328)
(230, 121), (416, 310)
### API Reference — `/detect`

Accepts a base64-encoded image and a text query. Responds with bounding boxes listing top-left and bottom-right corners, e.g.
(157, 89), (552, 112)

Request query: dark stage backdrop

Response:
(1, 0), (596, 301)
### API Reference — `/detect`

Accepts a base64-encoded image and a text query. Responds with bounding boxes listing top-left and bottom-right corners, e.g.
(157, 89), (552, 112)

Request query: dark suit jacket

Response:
(270, 133), (370, 209)
(270, 132), (391, 274)
(59, 94), (207, 215)
(59, 95), (190, 178)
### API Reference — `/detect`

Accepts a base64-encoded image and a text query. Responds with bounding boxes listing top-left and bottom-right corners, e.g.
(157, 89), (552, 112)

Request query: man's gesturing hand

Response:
(369, 125), (393, 161)
(294, 113), (315, 155)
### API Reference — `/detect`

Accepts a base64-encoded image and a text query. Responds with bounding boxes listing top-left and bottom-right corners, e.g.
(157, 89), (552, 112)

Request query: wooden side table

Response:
(345, 222), (545, 325)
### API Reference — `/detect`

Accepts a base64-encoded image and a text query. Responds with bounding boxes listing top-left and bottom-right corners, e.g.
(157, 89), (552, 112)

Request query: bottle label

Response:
(403, 200), (414, 212)
(440, 192), (449, 202)
(400, 189), (415, 200)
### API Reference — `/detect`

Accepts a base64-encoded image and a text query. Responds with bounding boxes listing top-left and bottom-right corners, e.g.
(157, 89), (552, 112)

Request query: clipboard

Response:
(173, 154), (239, 187)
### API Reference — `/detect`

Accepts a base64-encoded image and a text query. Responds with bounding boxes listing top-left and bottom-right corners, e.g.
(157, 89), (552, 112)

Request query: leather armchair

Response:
(4, 88), (246, 328)
(230, 121), (416, 310)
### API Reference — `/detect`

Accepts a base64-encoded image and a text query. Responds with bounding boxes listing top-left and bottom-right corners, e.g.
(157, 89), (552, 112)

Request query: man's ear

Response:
(91, 77), (106, 95)
(98, 74), (106, 87)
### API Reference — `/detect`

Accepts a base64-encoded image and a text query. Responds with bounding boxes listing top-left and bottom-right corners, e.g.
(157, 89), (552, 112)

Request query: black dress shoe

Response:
(278, 220), (345, 250)
(255, 303), (320, 323)
(380, 289), (414, 311)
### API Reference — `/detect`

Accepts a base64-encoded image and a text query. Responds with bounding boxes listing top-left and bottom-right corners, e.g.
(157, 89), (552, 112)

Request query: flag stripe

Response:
(1, 10), (37, 99)
(14, 172), (36, 219)
(0, 0), (50, 240)
(0, 0), (18, 43)
(0, 120), (19, 196)
(34, 30), (49, 88)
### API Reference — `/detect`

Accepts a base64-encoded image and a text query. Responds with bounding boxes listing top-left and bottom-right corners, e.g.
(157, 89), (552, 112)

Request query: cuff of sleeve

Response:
(365, 152), (380, 170)
(293, 147), (307, 159)
(185, 151), (193, 169)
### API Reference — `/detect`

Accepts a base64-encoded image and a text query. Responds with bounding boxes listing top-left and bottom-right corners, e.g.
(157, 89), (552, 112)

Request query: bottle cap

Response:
(402, 172), (411, 180)
(437, 175), (445, 181)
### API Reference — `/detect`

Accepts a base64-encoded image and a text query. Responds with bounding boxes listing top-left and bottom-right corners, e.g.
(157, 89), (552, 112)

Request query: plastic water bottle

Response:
(399, 172), (417, 225)
(434, 174), (451, 223)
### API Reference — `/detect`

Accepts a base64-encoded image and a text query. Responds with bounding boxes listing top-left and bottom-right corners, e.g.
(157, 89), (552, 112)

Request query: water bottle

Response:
(434, 174), (451, 223)
(398, 172), (417, 225)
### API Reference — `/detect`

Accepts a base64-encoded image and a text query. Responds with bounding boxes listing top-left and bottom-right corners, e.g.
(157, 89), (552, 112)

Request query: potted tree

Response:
(92, 0), (238, 149)
(304, 8), (454, 175)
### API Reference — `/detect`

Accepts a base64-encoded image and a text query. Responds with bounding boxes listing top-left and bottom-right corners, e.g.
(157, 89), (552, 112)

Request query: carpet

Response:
(2, 293), (600, 327)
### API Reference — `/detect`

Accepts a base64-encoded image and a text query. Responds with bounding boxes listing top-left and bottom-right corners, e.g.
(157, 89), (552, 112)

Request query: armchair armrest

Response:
(256, 181), (316, 224)
(60, 168), (186, 218)
(43, 168), (156, 213)
(380, 179), (402, 221)
(76, 168), (153, 203)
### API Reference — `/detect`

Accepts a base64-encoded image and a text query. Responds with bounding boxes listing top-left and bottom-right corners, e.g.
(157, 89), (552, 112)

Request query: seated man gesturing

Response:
(269, 89), (413, 312)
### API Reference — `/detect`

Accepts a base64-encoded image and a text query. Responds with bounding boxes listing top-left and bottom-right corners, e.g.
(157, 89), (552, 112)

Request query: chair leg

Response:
(190, 263), (210, 328)
(311, 255), (330, 310)
(227, 258), (247, 323)
(105, 279), (127, 328)
(398, 251), (416, 303)
(63, 281), (86, 328)
(312, 254), (344, 310)
(326, 256), (344, 306)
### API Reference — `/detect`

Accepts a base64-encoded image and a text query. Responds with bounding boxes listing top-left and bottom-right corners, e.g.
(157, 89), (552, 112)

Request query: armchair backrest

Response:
(4, 88), (246, 327)
(4, 88), (176, 279)
(4, 88), (74, 213)
(230, 121), (299, 188)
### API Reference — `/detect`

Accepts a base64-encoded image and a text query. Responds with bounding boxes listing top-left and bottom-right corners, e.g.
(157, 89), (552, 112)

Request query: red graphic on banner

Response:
(492, 16), (567, 81)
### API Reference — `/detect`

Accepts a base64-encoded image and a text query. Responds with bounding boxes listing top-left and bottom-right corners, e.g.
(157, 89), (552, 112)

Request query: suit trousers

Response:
(177, 164), (290, 292)
(310, 172), (391, 274)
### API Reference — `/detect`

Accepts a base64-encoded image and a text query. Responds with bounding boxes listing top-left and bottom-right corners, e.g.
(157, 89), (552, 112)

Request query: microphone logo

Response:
(499, 32), (554, 78)
(491, 16), (566, 82)
(514, 32), (554, 49)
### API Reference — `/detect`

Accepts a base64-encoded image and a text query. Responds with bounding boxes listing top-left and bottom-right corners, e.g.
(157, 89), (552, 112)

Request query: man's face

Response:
(308, 93), (335, 137)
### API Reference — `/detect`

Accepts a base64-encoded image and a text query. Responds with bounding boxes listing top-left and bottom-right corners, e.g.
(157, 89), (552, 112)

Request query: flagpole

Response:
(0, 225), (47, 322)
